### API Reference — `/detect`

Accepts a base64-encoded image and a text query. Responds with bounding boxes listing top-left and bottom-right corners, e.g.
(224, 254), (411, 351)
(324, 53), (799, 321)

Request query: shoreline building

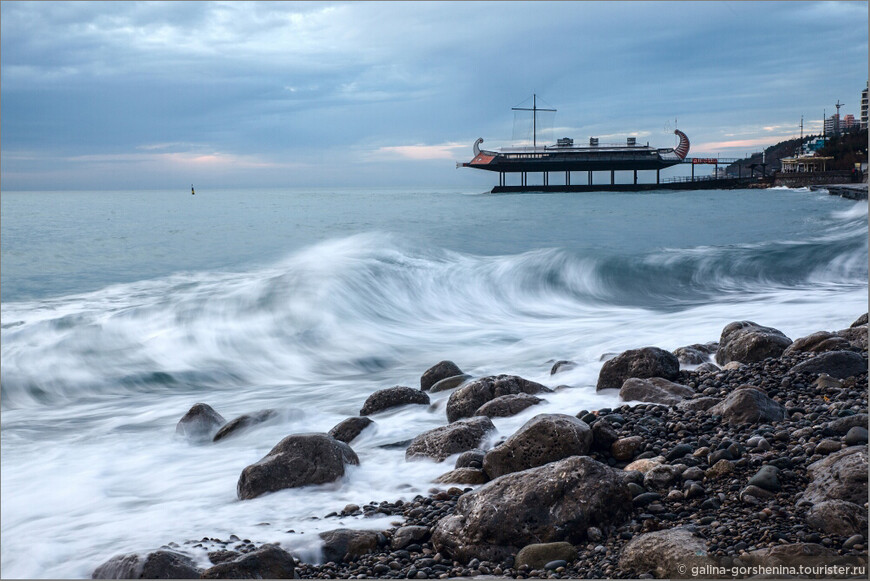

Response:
(861, 82), (868, 130)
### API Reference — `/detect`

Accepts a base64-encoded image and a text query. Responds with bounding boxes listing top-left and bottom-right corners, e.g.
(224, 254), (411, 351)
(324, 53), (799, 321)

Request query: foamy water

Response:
(1, 187), (866, 578)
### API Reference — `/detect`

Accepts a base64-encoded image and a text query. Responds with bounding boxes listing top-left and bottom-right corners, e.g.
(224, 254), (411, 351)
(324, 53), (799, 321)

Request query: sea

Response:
(1, 186), (867, 578)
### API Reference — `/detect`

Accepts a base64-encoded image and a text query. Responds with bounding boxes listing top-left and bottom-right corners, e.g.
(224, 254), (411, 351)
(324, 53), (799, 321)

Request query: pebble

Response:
(844, 426), (869, 445)
(748, 465), (781, 492)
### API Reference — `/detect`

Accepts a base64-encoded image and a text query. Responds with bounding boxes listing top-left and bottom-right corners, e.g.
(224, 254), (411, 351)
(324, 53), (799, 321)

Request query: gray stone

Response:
(694, 362), (720, 374)
(431, 456), (632, 563)
(434, 467), (488, 485)
(237, 433), (359, 500)
(328, 416), (375, 444)
(455, 449), (485, 469)
(611, 436), (644, 461)
(405, 416), (495, 462)
(176, 403), (226, 442)
(851, 313), (868, 327)
(784, 331), (854, 355)
(815, 439), (843, 455)
(213, 409), (278, 442)
(619, 377), (694, 406)
(318, 529), (380, 563)
(360, 386), (429, 416)
(837, 324), (868, 351)
(474, 392), (543, 418)
(715, 321), (792, 365)
(844, 426), (869, 446)
(515, 542), (576, 570)
(200, 544), (296, 579)
(673, 342), (718, 365)
(596, 347), (680, 391)
(806, 500), (869, 537)
(391, 526), (430, 550)
(482, 413), (592, 478)
(421, 361), (463, 391)
(789, 350), (867, 379)
(801, 445), (868, 506)
(550, 360), (576, 375)
(429, 374), (472, 393)
(676, 396), (720, 412)
(708, 386), (786, 425)
(92, 551), (201, 579)
(590, 418), (619, 453)
(748, 465), (781, 492)
(826, 414), (869, 435)
(744, 543), (837, 567)
(445, 374), (551, 423)
(618, 527), (713, 579)
(740, 484), (776, 505)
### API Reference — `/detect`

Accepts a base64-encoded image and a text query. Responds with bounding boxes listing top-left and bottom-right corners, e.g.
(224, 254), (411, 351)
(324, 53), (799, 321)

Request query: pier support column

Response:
(566, 171), (570, 186)
(544, 172), (548, 186)
(656, 169), (660, 184)
(610, 170), (615, 185)
(588, 171), (592, 186)
(633, 170), (638, 185)
(691, 164), (695, 181)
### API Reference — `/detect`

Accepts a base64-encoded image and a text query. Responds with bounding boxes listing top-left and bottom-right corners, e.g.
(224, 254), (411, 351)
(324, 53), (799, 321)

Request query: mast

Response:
(512, 94), (556, 150)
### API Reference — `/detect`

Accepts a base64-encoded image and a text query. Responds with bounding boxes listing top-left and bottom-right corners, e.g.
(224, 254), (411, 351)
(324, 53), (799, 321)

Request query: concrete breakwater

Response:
(809, 184), (868, 201)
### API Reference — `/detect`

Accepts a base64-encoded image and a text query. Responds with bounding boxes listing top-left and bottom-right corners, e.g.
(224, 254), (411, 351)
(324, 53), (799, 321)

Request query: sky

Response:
(1, 0), (868, 190)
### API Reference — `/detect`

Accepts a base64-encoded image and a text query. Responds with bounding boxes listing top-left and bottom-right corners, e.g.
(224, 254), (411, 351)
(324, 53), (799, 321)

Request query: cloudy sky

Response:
(2, 1), (867, 190)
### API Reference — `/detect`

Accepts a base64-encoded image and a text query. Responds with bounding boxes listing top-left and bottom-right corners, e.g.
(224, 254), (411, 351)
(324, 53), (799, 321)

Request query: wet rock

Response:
(392, 526), (430, 550)
(474, 393), (543, 418)
(550, 360), (576, 375)
(672, 342), (718, 365)
(694, 362), (720, 374)
(405, 416), (495, 462)
(806, 499), (869, 536)
(200, 544), (296, 579)
(740, 484), (775, 505)
(625, 457), (664, 474)
(826, 414), (869, 435)
(590, 418), (619, 453)
(318, 529), (380, 563)
(619, 377), (694, 405)
(514, 542), (577, 570)
(596, 347), (680, 391)
(434, 467), (488, 485)
(213, 409), (278, 442)
(676, 396), (720, 412)
(611, 436), (643, 461)
(748, 465), (781, 492)
(784, 331), (854, 355)
(237, 433), (359, 500)
(851, 313), (868, 327)
(455, 449), (485, 469)
(618, 527), (713, 579)
(844, 426), (869, 446)
(421, 361), (464, 391)
(431, 456), (632, 563)
(708, 386), (786, 425)
(176, 403), (225, 442)
(705, 459), (734, 479)
(801, 445), (868, 506)
(328, 416), (375, 444)
(744, 543), (837, 567)
(429, 374), (472, 393)
(789, 350), (867, 379)
(715, 321), (792, 365)
(482, 413), (592, 478)
(445, 374), (551, 423)
(642, 464), (681, 490)
(92, 550), (201, 579)
(360, 386), (430, 416)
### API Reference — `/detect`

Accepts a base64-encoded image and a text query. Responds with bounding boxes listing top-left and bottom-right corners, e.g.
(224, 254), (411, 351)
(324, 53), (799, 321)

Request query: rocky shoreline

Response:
(94, 316), (869, 579)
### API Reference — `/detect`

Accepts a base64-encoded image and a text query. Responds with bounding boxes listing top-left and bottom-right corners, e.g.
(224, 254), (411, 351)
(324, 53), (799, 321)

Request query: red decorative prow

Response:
(674, 129), (690, 160)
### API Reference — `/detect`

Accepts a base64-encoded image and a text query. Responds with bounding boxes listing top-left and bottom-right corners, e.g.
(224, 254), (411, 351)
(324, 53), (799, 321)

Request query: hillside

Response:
(725, 129), (868, 175)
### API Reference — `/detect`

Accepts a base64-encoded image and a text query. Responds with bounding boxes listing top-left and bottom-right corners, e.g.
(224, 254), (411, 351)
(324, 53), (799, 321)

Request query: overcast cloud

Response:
(2, 1), (867, 190)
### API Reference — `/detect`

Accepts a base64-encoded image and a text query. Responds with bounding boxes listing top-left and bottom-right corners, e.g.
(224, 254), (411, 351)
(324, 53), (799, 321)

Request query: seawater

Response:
(1, 186), (867, 578)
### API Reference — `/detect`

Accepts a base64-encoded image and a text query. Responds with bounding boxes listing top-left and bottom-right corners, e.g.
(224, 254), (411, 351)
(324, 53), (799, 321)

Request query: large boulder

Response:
(618, 377), (694, 406)
(360, 386), (429, 416)
(213, 409), (278, 442)
(596, 347), (679, 391)
(743, 543), (837, 567)
(788, 350), (867, 379)
(708, 386), (786, 425)
(715, 321), (792, 365)
(421, 361), (464, 391)
(474, 393), (543, 418)
(429, 374), (472, 393)
(445, 375), (551, 423)
(431, 456), (632, 563)
(405, 416), (495, 462)
(176, 403), (226, 442)
(837, 325), (868, 351)
(800, 446), (868, 537)
(318, 529), (380, 563)
(92, 550), (201, 579)
(618, 527), (713, 579)
(237, 433), (359, 500)
(784, 331), (855, 355)
(200, 544), (296, 579)
(801, 445), (868, 506)
(482, 414), (592, 479)
(328, 417), (375, 444)
(391, 526), (431, 550)
(434, 467), (488, 485)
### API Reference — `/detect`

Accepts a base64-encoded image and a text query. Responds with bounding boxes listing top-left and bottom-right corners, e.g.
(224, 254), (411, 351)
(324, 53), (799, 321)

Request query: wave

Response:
(1, 205), (866, 409)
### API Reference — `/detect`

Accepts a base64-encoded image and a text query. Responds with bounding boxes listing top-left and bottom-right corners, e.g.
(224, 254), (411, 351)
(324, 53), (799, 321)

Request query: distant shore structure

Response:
(459, 95), (692, 193)
(191, 184), (195, 195)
